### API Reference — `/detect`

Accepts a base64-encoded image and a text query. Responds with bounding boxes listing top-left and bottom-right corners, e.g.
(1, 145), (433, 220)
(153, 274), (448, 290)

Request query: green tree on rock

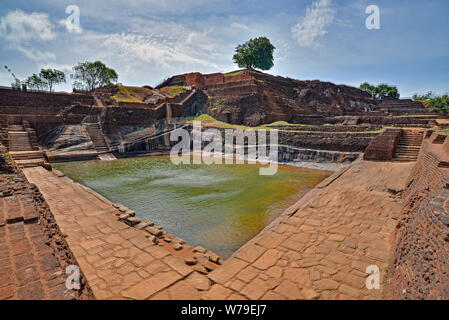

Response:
(375, 83), (400, 99)
(359, 82), (400, 99)
(233, 37), (275, 71)
(360, 82), (376, 96)
(39, 69), (66, 92)
(71, 61), (118, 91)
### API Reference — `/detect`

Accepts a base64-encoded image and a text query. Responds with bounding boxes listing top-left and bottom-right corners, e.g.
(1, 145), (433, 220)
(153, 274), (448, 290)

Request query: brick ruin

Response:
(386, 132), (449, 299)
(0, 144), (92, 299)
(0, 71), (441, 162)
(1, 69), (449, 300)
(158, 70), (433, 126)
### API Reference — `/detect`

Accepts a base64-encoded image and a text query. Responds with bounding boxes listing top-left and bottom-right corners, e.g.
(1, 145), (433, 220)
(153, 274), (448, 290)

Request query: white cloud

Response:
(231, 23), (251, 32)
(0, 10), (56, 62)
(16, 47), (56, 61)
(58, 19), (83, 34)
(38, 63), (73, 72)
(291, 0), (335, 48)
(0, 10), (55, 42)
(90, 31), (221, 70)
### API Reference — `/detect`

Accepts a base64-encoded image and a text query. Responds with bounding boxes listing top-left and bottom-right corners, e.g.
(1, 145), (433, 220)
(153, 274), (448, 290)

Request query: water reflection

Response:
(54, 156), (331, 258)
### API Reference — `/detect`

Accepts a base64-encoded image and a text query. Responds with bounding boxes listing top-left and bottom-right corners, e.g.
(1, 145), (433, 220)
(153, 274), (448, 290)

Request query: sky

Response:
(0, 0), (448, 97)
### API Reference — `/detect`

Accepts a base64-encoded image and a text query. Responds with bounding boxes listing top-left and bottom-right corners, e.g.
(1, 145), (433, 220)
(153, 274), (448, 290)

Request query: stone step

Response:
(85, 123), (109, 152)
(15, 158), (45, 168)
(438, 161), (449, 168)
(393, 154), (418, 158)
(392, 158), (417, 162)
(396, 145), (420, 148)
(395, 148), (419, 152)
(395, 153), (419, 156)
(10, 150), (44, 160)
(394, 151), (418, 155)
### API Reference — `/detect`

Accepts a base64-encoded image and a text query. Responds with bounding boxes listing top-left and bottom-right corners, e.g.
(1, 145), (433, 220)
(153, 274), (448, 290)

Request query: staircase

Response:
(438, 161), (449, 169)
(379, 99), (430, 114)
(85, 122), (109, 152)
(9, 150), (45, 168)
(392, 129), (424, 162)
(23, 120), (40, 150)
(8, 125), (33, 151)
(7, 124), (45, 168)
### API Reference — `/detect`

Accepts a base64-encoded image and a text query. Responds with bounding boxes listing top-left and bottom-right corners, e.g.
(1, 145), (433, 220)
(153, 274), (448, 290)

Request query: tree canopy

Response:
(232, 37), (275, 71)
(39, 69), (66, 92)
(71, 61), (118, 91)
(24, 74), (48, 91)
(413, 91), (449, 114)
(4, 65), (21, 89)
(360, 82), (400, 99)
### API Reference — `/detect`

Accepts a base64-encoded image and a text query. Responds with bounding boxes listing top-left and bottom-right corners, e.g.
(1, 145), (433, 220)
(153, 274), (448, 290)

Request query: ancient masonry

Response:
(0, 145), (91, 300)
(1, 71), (449, 299)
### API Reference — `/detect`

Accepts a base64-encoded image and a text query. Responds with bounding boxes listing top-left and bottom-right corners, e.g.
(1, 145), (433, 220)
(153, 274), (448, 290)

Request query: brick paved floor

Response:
(204, 161), (414, 300)
(23, 167), (211, 300)
(0, 195), (74, 300)
(23, 161), (413, 300)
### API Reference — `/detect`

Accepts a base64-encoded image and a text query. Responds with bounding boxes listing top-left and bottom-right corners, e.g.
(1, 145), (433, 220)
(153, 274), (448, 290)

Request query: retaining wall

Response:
(363, 128), (402, 160)
(387, 132), (449, 299)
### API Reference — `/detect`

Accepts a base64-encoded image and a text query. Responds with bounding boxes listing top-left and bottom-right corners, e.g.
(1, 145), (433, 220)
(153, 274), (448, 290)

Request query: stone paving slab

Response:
(23, 167), (210, 300)
(24, 161), (413, 300)
(0, 204), (74, 300)
(205, 161), (414, 300)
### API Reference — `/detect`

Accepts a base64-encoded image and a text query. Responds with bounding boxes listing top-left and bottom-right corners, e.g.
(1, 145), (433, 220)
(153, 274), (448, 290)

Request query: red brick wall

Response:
(363, 128), (401, 160)
(183, 71), (254, 88)
(387, 133), (449, 299)
(0, 88), (94, 108)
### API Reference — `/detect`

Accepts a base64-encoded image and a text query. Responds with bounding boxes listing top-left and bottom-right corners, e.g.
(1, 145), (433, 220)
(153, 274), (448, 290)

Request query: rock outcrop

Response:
(158, 70), (379, 126)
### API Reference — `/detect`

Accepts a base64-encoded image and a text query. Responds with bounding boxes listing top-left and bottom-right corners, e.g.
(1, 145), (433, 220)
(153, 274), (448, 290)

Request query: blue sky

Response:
(0, 0), (448, 97)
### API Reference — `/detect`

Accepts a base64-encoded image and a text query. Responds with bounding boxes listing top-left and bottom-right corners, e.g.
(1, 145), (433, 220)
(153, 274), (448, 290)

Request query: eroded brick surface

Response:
(0, 219), (75, 300)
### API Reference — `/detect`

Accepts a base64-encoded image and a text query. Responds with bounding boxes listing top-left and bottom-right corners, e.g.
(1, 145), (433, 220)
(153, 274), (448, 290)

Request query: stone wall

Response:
(278, 131), (375, 152)
(387, 132), (449, 299)
(0, 87), (207, 149)
(275, 145), (359, 164)
(0, 88), (94, 108)
(269, 125), (382, 132)
(0, 144), (93, 299)
(117, 125), (361, 166)
(183, 71), (254, 88)
(363, 128), (401, 160)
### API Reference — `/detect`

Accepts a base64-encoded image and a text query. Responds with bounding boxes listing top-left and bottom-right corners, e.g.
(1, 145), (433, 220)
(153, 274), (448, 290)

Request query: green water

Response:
(54, 156), (331, 258)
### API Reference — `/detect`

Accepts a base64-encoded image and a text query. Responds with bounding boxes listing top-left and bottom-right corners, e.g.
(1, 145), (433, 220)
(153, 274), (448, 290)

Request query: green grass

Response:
(169, 86), (187, 97)
(187, 114), (257, 130)
(186, 115), (385, 133)
(191, 114), (219, 123)
(437, 128), (449, 135)
(263, 121), (309, 127)
(223, 70), (245, 77)
(276, 127), (385, 134)
(111, 85), (154, 103)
